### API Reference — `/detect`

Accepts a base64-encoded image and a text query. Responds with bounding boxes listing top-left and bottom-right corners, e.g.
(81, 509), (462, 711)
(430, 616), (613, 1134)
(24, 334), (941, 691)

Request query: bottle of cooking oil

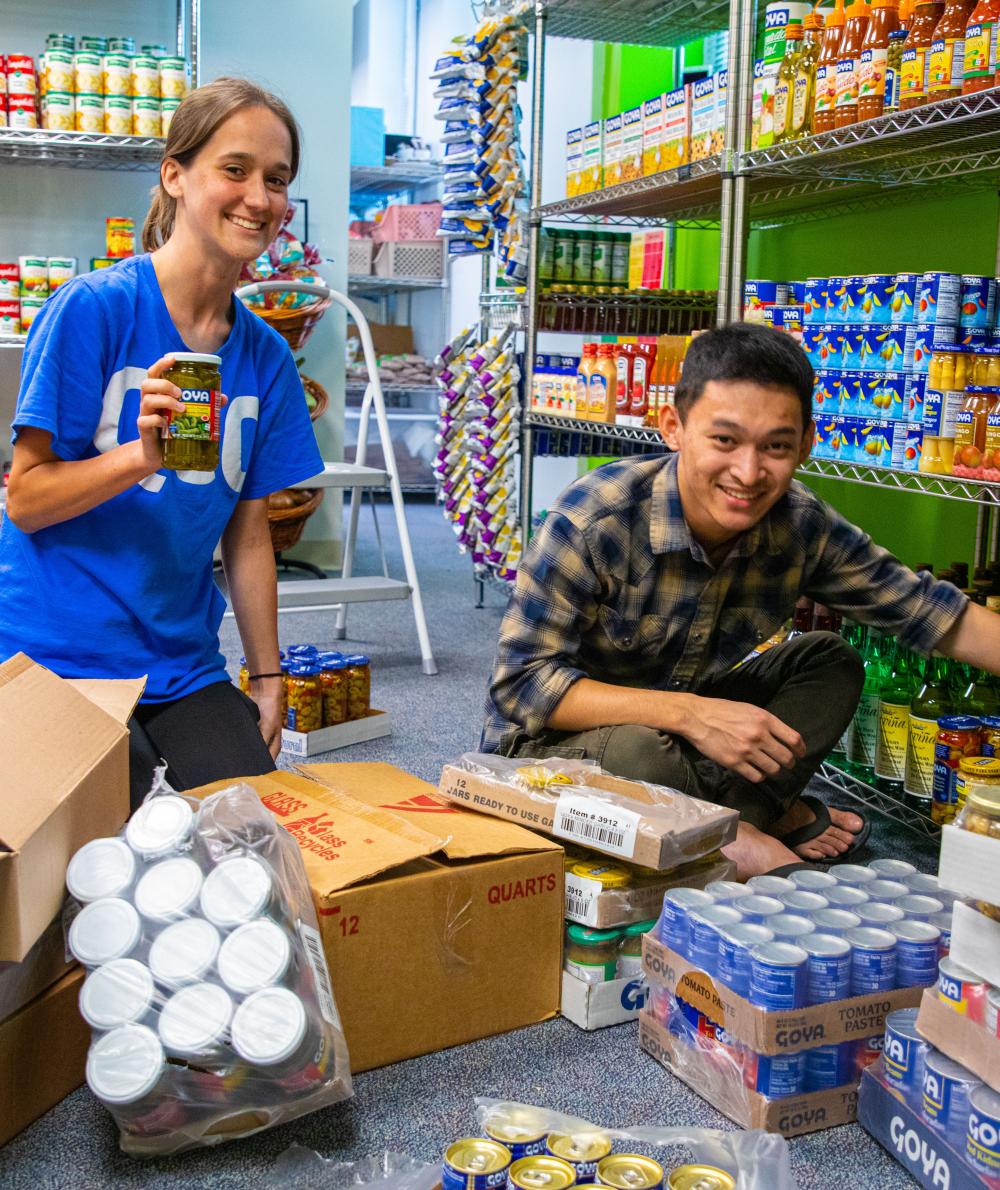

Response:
(791, 12), (824, 138)
(774, 21), (804, 142)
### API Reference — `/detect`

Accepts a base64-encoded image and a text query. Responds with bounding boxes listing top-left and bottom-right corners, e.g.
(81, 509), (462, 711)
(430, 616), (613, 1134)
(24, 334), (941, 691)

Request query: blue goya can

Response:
(443, 1139), (512, 1190)
(883, 1007), (928, 1106)
(716, 922), (774, 997)
(767, 913), (816, 944)
(891, 920), (941, 989)
(804, 1042), (854, 1093)
(802, 323), (829, 365)
(966, 1085), (1000, 1179)
(922, 1049), (983, 1146)
(960, 275), (997, 329)
(731, 894), (784, 925)
(813, 369), (842, 415)
(485, 1115), (548, 1163)
(929, 910), (952, 958)
(861, 324), (905, 371)
(866, 878), (910, 903)
(854, 374), (881, 419)
(878, 371), (910, 421)
(747, 874), (796, 897)
(748, 940), (808, 1010)
(855, 901), (904, 929)
(892, 272), (920, 324)
(838, 373), (863, 417)
(545, 1132), (612, 1180)
(846, 926), (897, 994)
(824, 884), (870, 910)
(959, 326), (990, 349)
(745, 1049), (806, 1098)
(704, 880), (747, 902)
(804, 277), (828, 323)
(906, 373), (927, 423)
(789, 869), (838, 892)
(830, 863), (877, 887)
(896, 894), (944, 921)
(686, 904), (742, 975)
(809, 907), (862, 936)
(778, 890), (829, 914)
(913, 324), (960, 375)
(862, 274), (895, 324)
(917, 271), (962, 325)
(659, 887), (714, 957)
(789, 280), (807, 304)
(840, 323), (866, 370)
(844, 275), (867, 323)
(802, 932), (852, 1005)
(826, 276), (846, 323)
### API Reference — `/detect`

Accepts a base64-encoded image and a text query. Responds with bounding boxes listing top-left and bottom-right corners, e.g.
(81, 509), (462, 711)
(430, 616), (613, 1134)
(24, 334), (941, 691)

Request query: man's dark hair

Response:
(673, 321), (814, 429)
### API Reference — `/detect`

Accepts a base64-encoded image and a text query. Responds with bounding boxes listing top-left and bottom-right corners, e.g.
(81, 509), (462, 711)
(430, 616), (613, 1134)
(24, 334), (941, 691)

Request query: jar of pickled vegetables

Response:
(343, 653), (371, 720)
(956, 756), (1000, 815)
(280, 658), (290, 725)
(162, 352), (222, 472)
(616, 918), (659, 979)
(318, 653), (348, 727)
(955, 782), (1000, 836)
(564, 924), (623, 983)
(286, 663), (323, 733)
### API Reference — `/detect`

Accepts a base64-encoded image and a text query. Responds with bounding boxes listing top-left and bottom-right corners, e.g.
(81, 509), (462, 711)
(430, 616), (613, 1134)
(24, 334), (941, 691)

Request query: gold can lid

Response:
(958, 757), (1000, 778)
(485, 1106), (550, 1144)
(597, 1155), (665, 1190)
(445, 1139), (512, 1176)
(667, 1167), (737, 1190)
(509, 1156), (577, 1190)
(570, 861), (631, 889)
(547, 1132), (613, 1163)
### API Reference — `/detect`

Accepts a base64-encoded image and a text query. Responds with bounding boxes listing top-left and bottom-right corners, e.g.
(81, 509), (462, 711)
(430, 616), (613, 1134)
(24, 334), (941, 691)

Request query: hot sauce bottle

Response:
(859, 0), (902, 118)
(815, 0), (848, 131)
(900, 0), (946, 107)
(928, 0), (978, 100)
(835, 0), (871, 126)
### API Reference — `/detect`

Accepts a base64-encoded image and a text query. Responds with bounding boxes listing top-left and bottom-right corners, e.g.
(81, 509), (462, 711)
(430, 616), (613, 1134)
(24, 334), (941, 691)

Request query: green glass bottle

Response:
(875, 642), (919, 796)
(960, 668), (1000, 717)
(831, 621), (867, 761)
(846, 630), (889, 778)
(904, 655), (954, 811)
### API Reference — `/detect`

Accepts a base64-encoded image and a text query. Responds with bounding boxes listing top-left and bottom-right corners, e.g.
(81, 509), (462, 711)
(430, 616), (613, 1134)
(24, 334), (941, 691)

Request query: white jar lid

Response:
(134, 857), (204, 922)
(79, 959), (155, 1030)
(66, 837), (136, 903)
(158, 982), (233, 1056)
(231, 986), (306, 1065)
(69, 898), (141, 966)
(148, 917), (221, 988)
(217, 919), (291, 996)
(125, 795), (195, 859)
(199, 855), (271, 929)
(86, 1024), (164, 1105)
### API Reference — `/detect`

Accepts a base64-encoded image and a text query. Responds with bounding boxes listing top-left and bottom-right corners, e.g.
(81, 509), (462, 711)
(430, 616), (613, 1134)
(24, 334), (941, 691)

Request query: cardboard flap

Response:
(65, 677), (147, 726)
(186, 771), (447, 894)
(301, 762), (561, 859)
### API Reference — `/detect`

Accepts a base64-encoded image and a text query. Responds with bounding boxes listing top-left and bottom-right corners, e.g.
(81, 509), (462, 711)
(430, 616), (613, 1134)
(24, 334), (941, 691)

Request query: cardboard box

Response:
(437, 761), (738, 871)
(642, 933), (923, 1054)
(565, 853), (736, 928)
(191, 764), (563, 1073)
(939, 823), (998, 903)
(347, 321), (415, 357)
(690, 75), (717, 162)
(620, 105), (644, 183)
(581, 120), (604, 193)
(562, 969), (648, 1030)
(661, 85), (691, 171)
(917, 988), (1000, 1096)
(0, 913), (74, 1025)
(639, 1009), (859, 1136)
(0, 655), (144, 962)
(641, 95), (664, 176)
(566, 126), (584, 197)
(281, 710), (392, 758)
(628, 231), (647, 291)
(642, 230), (667, 290)
(602, 112), (624, 188)
(0, 968), (88, 1146)
(948, 900), (1000, 988)
(858, 1066), (989, 1189)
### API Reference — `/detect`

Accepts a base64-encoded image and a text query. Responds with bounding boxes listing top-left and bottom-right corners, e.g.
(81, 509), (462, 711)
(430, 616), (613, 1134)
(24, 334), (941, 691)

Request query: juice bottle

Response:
(859, 0), (901, 118)
(884, 27), (910, 107)
(575, 344), (596, 420)
(815, 0), (848, 132)
(627, 341), (656, 427)
(847, 630), (891, 775)
(835, 0), (871, 128)
(905, 655), (954, 810)
(900, 0), (946, 107)
(963, 0), (1000, 91)
(929, 0), (978, 99)
(792, 13), (824, 138)
(614, 343), (636, 423)
(875, 641), (919, 796)
(588, 343), (617, 422)
(775, 22), (804, 142)
(951, 385), (997, 477)
(645, 337), (668, 427)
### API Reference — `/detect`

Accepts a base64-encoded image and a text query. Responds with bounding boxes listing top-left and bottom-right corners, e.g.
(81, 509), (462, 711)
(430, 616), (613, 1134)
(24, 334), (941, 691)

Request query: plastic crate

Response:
(372, 202), (442, 242)
(348, 239), (374, 275)
(373, 239), (445, 281)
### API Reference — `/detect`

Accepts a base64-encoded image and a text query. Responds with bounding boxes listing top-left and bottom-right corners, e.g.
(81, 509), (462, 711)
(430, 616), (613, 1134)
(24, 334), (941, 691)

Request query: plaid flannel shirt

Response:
(482, 453), (968, 755)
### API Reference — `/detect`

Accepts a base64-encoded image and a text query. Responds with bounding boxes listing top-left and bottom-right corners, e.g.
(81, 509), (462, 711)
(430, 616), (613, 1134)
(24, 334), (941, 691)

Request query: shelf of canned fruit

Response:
(238, 646), (372, 735)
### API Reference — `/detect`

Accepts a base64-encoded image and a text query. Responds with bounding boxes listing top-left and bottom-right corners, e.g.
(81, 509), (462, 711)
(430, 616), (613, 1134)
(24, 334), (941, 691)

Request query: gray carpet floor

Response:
(0, 498), (929, 1189)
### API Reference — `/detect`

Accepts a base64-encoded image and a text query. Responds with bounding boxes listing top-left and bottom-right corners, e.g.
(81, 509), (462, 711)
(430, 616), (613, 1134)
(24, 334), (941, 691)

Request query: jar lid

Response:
(217, 919), (291, 995)
(125, 794), (195, 859)
(148, 917), (221, 988)
(320, 657), (348, 671)
(623, 919), (658, 937)
(231, 986), (307, 1065)
(199, 855), (272, 928)
(938, 715), (983, 729)
(66, 836), (136, 903)
(288, 662), (319, 676)
(79, 959), (155, 1030)
(86, 1024), (164, 1105)
(159, 982), (233, 1055)
(968, 785), (1000, 812)
(981, 716), (1000, 728)
(69, 897), (141, 966)
(343, 654), (371, 666)
(287, 644), (319, 656)
(569, 861), (631, 889)
(959, 757), (1000, 776)
(565, 923), (622, 944)
(168, 352), (222, 366)
(134, 857), (204, 922)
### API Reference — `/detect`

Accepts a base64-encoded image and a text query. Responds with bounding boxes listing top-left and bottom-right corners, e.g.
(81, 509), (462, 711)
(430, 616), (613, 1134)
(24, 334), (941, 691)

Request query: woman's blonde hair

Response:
(142, 77), (300, 252)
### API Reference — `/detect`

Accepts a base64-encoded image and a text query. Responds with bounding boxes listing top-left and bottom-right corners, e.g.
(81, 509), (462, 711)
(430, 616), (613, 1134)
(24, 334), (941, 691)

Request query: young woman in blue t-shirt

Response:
(0, 78), (324, 805)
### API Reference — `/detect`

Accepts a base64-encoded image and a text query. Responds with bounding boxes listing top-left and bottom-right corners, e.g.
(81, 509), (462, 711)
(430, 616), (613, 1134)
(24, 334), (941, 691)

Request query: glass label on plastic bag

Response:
(565, 872), (604, 925)
(553, 792), (641, 859)
(299, 921), (340, 1027)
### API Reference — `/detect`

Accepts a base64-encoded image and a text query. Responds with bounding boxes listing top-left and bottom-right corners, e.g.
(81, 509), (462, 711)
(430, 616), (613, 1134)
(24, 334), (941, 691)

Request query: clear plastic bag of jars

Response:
(64, 768), (353, 1156)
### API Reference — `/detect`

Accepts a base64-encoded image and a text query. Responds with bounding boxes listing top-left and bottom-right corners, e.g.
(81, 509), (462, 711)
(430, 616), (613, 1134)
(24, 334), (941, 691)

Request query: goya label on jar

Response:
(928, 36), (966, 94)
(964, 22), (999, 80)
(162, 352), (222, 472)
(900, 47), (927, 100)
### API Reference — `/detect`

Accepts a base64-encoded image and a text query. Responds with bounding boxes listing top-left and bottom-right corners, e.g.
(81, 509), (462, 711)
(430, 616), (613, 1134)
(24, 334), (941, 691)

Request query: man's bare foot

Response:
(721, 821), (804, 882)
(768, 798), (864, 861)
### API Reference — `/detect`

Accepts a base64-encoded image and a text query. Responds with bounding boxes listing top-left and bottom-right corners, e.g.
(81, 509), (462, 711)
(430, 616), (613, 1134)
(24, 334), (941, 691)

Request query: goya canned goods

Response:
(853, 1033), (886, 1076)
(810, 907), (862, 936)
(891, 272), (920, 324)
(703, 880), (747, 902)
(802, 323), (829, 365)
(960, 275), (997, 328)
(862, 274), (896, 323)
(981, 715), (1000, 756)
(913, 323), (960, 374)
(766, 913), (816, 943)
(804, 1041), (854, 1092)
(596, 1155), (664, 1190)
(841, 276), (865, 323)
(823, 884), (870, 909)
(748, 940), (808, 1010)
(917, 271), (962, 325)
(444, 1139), (512, 1190)
(840, 324), (866, 371)
(905, 871), (946, 895)
(890, 920), (941, 988)
(967, 1085), (1000, 1179)
(790, 868), (838, 892)
(934, 714), (983, 823)
(778, 890), (829, 914)
(801, 932), (852, 1004)
(716, 922), (774, 997)
(985, 987), (1000, 1037)
(686, 904), (743, 975)
(813, 369), (842, 415)
(875, 371), (910, 420)
(830, 863), (877, 886)
(938, 956), (988, 1020)
(826, 276), (845, 322)
(846, 926), (897, 994)
(743, 280), (788, 318)
(746, 874), (796, 897)
(666, 1168), (735, 1190)
(906, 373), (927, 422)
(804, 277), (828, 323)
(895, 894), (944, 921)
(743, 1048), (807, 1097)
(872, 859), (918, 881)
(485, 1110), (548, 1161)
(546, 1133), (612, 1181)
(730, 893), (784, 925)
(929, 910), (952, 958)
(659, 887), (714, 955)
(922, 1049), (983, 1144)
(960, 326), (991, 350)
(883, 1007), (928, 1104)
(866, 879), (910, 903)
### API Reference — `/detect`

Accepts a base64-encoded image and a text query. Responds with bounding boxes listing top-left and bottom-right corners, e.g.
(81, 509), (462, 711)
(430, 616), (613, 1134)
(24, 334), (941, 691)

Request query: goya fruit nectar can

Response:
(546, 1134), (612, 1181)
(666, 1167), (736, 1190)
(891, 272), (920, 324)
(960, 275), (997, 328)
(748, 940), (808, 1010)
(597, 1155), (664, 1190)
(883, 1007), (927, 1104)
(862, 274), (895, 324)
(804, 277), (828, 323)
(967, 1085), (1000, 1178)
(938, 956), (987, 1019)
(917, 271), (962, 325)
(508, 1156), (576, 1190)
(485, 1108), (550, 1161)
(444, 1140), (513, 1190)
(846, 927), (897, 994)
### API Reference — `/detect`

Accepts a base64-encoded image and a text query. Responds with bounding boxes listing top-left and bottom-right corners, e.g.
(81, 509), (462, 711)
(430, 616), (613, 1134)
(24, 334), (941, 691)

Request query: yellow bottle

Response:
(775, 22), (804, 142)
(791, 13), (824, 138)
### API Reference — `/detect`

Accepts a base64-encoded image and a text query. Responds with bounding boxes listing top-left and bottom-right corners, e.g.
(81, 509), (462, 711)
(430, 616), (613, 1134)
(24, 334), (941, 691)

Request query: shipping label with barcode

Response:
(553, 792), (642, 860)
(299, 921), (341, 1027)
(564, 872), (604, 925)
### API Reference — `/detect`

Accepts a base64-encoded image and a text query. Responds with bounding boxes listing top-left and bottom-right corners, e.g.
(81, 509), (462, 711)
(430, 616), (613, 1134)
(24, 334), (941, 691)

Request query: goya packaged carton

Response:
(581, 120), (604, 193)
(602, 112), (624, 187)
(690, 75), (717, 162)
(641, 95), (665, 176)
(661, 85), (691, 170)
(855, 416), (893, 464)
(620, 105), (644, 182)
(565, 127), (583, 198)
(892, 421), (923, 471)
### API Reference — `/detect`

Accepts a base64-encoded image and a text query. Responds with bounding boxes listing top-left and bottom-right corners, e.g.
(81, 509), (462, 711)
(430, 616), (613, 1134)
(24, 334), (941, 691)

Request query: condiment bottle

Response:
(576, 343), (596, 419)
(898, 0), (915, 28)
(627, 341), (656, 427)
(900, 0), (946, 107)
(792, 13), (824, 137)
(815, 0), (848, 131)
(835, 0), (872, 127)
(884, 27), (910, 107)
(962, 0), (1000, 91)
(588, 343), (617, 423)
(775, 22), (804, 142)
(929, 0), (978, 99)
(859, 0), (902, 118)
(614, 343), (636, 422)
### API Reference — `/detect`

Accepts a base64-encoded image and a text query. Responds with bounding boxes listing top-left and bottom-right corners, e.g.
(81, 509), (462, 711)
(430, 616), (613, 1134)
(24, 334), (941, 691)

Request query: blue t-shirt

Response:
(0, 254), (323, 701)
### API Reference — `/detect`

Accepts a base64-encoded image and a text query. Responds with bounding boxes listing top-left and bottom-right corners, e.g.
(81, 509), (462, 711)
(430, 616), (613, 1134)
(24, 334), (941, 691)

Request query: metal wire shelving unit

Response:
(0, 129), (165, 169)
(818, 761), (939, 841)
(348, 162), (443, 201)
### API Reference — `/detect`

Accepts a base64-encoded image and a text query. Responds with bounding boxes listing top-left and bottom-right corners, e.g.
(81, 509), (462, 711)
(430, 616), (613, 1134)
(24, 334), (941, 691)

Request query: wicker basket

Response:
(247, 294), (331, 351)
(267, 487), (324, 553)
(300, 373), (329, 421)
(373, 239), (445, 281)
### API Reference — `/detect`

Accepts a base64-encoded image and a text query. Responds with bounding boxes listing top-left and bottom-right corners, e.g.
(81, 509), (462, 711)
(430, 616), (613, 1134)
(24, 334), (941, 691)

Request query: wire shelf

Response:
(537, 289), (718, 335)
(348, 274), (447, 295)
(0, 334), (27, 350)
(817, 760), (939, 841)
(799, 457), (1000, 507)
(542, 0), (731, 49)
(0, 128), (163, 169)
(345, 382), (439, 397)
(349, 162), (443, 200)
(525, 411), (666, 453)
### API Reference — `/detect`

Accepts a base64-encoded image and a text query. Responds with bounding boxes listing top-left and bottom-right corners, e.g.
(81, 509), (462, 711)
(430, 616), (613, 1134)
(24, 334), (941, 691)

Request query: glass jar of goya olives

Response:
(162, 352), (222, 472)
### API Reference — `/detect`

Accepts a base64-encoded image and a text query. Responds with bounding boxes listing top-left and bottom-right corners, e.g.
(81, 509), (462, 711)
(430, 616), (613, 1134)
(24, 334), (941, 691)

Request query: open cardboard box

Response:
(0, 655), (144, 962)
(281, 709), (392, 757)
(190, 762), (564, 1072)
(916, 987), (1000, 1095)
(437, 759), (738, 871)
(947, 900), (1000, 990)
(565, 853), (736, 928)
(562, 969), (648, 1030)
(938, 824), (1000, 905)
(642, 933), (923, 1054)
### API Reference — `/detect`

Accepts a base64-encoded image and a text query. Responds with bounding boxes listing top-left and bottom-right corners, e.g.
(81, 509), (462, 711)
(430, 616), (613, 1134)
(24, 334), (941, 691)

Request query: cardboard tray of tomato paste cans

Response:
(916, 987), (1000, 1096)
(437, 753), (738, 871)
(642, 933), (924, 1054)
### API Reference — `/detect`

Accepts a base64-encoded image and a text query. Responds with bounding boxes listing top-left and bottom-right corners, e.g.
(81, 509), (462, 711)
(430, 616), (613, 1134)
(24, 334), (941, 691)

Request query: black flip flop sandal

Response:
(778, 792), (871, 861)
(765, 861), (828, 878)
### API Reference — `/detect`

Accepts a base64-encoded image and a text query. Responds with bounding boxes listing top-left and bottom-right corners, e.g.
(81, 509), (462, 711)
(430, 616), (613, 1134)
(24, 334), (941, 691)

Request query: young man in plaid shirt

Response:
(483, 323), (982, 878)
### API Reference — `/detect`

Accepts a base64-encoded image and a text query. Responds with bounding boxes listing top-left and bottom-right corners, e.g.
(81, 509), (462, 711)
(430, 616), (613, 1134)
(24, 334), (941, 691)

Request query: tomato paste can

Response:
(743, 1049), (806, 1097)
